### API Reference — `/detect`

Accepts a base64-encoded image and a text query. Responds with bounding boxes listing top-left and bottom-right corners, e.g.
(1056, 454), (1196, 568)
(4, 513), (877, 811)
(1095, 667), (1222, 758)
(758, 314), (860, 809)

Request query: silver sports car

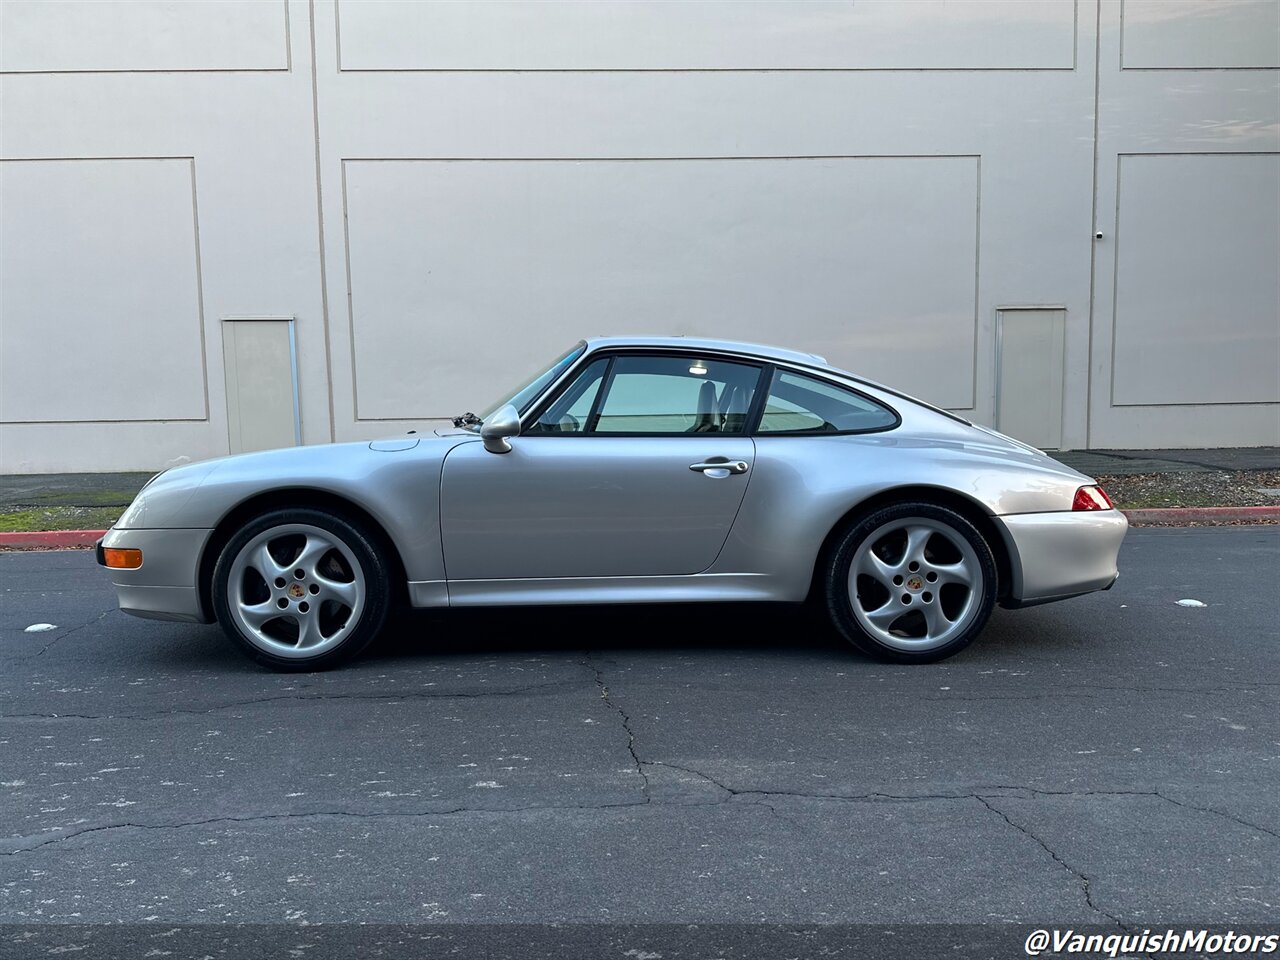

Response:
(98, 337), (1126, 670)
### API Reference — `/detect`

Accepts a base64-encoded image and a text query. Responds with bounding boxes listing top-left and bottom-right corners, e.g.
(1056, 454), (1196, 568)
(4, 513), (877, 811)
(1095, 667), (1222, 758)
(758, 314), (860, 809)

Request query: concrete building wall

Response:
(1, 0), (1276, 473)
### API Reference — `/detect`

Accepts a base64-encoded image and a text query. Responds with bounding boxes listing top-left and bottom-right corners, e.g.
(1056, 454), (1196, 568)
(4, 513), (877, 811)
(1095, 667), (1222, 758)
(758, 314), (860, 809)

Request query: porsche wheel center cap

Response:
(905, 575), (924, 591)
(288, 583), (306, 599)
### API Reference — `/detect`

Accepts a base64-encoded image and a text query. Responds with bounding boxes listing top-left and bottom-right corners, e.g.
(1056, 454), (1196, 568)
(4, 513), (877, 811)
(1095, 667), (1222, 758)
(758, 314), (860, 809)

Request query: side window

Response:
(593, 356), (761, 434)
(528, 358), (609, 433)
(758, 370), (897, 434)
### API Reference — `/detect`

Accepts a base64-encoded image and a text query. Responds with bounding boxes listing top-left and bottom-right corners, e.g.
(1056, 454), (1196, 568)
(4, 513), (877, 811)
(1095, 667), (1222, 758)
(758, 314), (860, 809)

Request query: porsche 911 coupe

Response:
(98, 337), (1126, 670)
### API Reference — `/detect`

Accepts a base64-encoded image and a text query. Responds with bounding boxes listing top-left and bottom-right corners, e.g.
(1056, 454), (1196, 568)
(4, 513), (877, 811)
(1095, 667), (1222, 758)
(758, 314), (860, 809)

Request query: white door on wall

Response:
(996, 307), (1065, 451)
(221, 317), (301, 454)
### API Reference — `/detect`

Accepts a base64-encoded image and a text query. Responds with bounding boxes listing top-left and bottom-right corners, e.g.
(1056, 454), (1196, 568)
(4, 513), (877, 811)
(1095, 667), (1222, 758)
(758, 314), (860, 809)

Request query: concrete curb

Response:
(0, 529), (106, 549)
(1121, 505), (1280, 524)
(1, 507), (1277, 549)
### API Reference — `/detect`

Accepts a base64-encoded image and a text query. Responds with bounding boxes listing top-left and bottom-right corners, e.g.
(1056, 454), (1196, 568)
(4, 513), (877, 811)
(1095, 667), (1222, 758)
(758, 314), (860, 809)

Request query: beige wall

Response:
(1, 0), (1276, 472)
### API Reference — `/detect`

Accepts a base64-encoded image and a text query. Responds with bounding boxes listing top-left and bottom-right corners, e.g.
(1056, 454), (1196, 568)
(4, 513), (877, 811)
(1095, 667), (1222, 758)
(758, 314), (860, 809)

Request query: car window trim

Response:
(751, 365), (902, 437)
(742, 362), (775, 434)
(522, 348), (766, 438)
(642, 344), (923, 431)
(583, 356), (616, 433)
(519, 347), (901, 438)
(766, 357), (960, 427)
(492, 340), (588, 422)
(527, 355), (612, 434)
(587, 352), (770, 438)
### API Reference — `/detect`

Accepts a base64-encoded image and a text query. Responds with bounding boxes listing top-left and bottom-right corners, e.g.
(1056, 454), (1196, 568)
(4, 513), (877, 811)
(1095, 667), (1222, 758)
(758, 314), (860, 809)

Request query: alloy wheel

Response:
(847, 517), (983, 652)
(225, 523), (366, 658)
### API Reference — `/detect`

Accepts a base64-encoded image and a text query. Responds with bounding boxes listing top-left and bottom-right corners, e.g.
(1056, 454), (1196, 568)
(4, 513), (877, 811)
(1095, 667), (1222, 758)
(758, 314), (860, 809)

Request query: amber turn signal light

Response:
(102, 547), (143, 569)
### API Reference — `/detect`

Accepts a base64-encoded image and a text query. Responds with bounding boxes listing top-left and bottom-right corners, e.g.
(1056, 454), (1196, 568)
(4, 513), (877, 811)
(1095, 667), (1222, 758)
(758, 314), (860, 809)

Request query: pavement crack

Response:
(636, 763), (1024, 806)
(737, 786), (978, 805)
(976, 796), (1127, 931)
(989, 786), (1163, 800)
(990, 786), (1279, 842)
(0, 680), (582, 721)
(22, 608), (114, 660)
(583, 652), (651, 802)
(1153, 792), (1280, 842)
(643, 762), (985, 807)
(644, 759), (736, 797)
(1, 802), (663, 857)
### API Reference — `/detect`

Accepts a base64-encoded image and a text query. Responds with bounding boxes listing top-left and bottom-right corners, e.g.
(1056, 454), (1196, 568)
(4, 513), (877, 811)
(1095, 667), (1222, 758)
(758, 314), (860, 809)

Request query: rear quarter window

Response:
(758, 370), (898, 434)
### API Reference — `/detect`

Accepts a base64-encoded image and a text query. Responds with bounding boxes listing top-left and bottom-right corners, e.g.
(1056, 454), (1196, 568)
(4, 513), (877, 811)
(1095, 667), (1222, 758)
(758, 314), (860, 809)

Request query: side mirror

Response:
(480, 403), (520, 454)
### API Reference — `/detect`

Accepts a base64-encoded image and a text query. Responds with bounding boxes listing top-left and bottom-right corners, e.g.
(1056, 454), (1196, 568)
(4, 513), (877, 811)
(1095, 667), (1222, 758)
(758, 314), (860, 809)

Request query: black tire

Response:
(825, 501), (997, 664)
(212, 507), (391, 671)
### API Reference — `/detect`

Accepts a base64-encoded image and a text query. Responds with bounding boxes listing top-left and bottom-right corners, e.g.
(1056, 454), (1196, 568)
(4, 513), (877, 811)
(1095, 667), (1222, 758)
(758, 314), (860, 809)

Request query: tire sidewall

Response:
(827, 501), (997, 664)
(212, 507), (391, 671)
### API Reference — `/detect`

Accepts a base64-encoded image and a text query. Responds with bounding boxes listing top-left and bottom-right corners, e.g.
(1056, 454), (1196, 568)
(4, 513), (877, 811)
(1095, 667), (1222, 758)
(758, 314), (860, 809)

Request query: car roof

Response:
(584, 335), (831, 368)
(582, 334), (974, 428)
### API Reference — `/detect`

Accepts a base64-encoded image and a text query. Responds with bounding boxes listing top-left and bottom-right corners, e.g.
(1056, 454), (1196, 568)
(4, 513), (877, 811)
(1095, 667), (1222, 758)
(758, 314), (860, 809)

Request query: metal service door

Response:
(996, 307), (1065, 450)
(221, 316), (301, 454)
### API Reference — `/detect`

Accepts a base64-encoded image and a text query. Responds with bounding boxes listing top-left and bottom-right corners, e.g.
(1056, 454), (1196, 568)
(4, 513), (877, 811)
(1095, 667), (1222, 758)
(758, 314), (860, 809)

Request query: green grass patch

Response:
(19, 490), (141, 508)
(0, 506), (121, 533)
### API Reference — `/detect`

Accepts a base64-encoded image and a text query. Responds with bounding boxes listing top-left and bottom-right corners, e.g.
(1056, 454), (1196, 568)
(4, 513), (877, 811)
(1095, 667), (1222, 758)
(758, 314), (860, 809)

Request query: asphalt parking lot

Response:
(1, 527), (1277, 958)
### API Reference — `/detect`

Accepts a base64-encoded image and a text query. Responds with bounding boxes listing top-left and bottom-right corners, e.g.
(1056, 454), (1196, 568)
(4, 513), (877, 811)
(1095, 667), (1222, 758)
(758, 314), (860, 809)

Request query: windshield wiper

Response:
(451, 411), (482, 428)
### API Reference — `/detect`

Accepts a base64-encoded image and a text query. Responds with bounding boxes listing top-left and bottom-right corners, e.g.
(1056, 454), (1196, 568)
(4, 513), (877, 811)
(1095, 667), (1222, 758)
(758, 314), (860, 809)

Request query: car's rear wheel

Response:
(826, 501), (997, 663)
(212, 508), (390, 671)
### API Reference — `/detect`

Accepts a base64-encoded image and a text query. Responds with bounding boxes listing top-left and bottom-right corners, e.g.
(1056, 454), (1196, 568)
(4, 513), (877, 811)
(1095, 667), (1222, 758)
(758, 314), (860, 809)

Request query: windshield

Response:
(475, 341), (587, 423)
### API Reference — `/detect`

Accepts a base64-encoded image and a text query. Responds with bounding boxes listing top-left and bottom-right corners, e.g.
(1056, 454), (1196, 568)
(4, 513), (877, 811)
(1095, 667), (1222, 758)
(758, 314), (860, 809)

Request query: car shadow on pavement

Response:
(367, 600), (850, 664)
(133, 601), (1085, 673)
(91, 597), (1093, 674)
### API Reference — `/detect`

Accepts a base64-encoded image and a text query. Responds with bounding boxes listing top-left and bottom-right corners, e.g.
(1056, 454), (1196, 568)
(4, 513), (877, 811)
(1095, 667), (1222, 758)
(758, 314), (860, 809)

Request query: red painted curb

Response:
(1123, 505), (1280, 524)
(0, 529), (107, 549)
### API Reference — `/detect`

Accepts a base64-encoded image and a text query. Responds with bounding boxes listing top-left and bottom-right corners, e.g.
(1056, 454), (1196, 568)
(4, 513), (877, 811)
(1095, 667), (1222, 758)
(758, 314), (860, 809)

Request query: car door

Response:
(439, 352), (764, 581)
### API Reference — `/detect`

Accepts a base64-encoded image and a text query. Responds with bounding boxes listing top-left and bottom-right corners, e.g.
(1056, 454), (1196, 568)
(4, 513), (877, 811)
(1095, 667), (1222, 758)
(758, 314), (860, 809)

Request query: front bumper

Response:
(994, 509), (1128, 606)
(97, 527), (214, 623)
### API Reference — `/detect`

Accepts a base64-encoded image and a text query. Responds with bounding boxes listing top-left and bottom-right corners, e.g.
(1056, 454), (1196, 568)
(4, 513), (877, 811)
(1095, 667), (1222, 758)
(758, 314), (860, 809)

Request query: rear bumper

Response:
(994, 509), (1128, 606)
(97, 526), (214, 623)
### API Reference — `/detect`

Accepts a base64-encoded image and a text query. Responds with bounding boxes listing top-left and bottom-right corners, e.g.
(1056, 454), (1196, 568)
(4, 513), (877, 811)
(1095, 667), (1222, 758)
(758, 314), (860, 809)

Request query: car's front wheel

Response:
(212, 507), (390, 671)
(826, 501), (997, 663)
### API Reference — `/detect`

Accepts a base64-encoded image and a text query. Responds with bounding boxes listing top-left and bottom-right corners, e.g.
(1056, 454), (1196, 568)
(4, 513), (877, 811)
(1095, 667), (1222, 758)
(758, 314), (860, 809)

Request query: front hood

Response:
(116, 434), (472, 529)
(209, 435), (465, 472)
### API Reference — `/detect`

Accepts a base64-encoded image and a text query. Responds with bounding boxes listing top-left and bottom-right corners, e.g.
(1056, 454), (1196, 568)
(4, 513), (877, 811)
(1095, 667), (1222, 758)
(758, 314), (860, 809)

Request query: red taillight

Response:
(1072, 485), (1114, 511)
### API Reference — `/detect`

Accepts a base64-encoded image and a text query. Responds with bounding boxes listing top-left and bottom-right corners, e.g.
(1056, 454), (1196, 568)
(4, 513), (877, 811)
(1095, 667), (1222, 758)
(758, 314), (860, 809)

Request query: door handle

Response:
(689, 459), (749, 475)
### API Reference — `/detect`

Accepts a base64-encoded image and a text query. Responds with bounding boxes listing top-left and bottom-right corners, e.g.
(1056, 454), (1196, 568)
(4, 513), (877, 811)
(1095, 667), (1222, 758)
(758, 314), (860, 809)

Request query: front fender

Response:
(116, 439), (465, 584)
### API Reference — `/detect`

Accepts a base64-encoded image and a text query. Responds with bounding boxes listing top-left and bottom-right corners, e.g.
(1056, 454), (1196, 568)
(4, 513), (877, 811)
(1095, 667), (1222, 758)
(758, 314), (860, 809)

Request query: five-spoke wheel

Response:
(213, 508), (390, 670)
(827, 502), (997, 662)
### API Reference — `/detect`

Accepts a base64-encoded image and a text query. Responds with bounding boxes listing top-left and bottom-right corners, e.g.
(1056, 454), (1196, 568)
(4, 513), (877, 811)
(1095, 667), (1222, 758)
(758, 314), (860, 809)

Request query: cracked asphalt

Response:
(1, 527), (1277, 955)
